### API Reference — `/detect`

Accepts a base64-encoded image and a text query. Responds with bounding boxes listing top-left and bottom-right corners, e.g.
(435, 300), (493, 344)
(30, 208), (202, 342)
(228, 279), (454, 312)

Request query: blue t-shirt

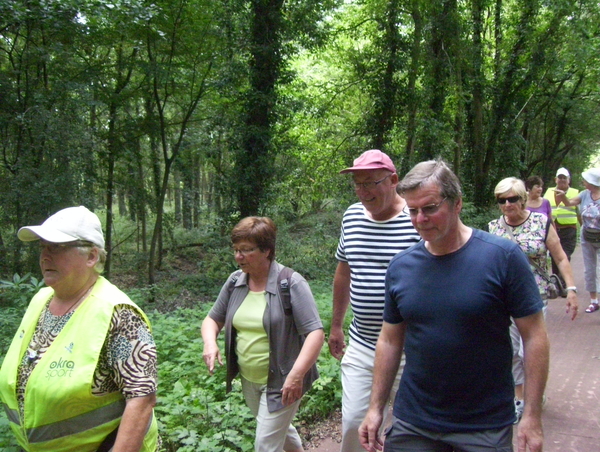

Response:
(384, 228), (543, 432)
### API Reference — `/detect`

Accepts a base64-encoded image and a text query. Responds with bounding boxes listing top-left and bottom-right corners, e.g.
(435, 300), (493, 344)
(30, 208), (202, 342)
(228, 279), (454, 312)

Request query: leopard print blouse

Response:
(16, 302), (157, 417)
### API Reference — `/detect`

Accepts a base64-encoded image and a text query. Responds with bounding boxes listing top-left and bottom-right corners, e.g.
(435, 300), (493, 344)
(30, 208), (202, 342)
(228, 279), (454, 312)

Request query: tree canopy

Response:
(1, 0), (599, 278)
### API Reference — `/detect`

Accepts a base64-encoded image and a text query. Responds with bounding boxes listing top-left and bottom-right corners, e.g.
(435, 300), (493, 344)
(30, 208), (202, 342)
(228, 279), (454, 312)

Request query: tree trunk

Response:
(237, 0), (284, 217)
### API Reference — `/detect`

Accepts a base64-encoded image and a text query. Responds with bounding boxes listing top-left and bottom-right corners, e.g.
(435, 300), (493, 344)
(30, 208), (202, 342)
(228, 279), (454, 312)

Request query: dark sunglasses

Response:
(496, 196), (521, 205)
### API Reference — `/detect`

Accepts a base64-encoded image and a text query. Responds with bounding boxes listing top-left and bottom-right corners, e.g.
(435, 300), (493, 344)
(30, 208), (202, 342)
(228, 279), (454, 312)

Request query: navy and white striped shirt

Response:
(336, 202), (421, 350)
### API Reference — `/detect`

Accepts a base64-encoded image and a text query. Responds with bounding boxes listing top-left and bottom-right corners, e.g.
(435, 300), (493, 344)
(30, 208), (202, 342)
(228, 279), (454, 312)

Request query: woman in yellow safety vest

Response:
(0, 206), (159, 452)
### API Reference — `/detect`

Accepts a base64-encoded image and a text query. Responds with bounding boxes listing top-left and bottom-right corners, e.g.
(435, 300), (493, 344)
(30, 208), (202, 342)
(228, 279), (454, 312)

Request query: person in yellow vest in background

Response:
(0, 206), (159, 452)
(544, 168), (580, 292)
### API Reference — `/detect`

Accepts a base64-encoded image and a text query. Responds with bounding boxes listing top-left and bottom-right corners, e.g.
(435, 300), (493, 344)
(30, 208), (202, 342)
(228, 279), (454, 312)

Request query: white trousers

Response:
(511, 300), (547, 388)
(340, 340), (402, 452)
(241, 377), (303, 452)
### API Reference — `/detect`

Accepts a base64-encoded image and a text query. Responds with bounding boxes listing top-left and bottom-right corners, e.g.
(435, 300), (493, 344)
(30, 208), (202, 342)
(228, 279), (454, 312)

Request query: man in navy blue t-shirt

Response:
(359, 159), (549, 452)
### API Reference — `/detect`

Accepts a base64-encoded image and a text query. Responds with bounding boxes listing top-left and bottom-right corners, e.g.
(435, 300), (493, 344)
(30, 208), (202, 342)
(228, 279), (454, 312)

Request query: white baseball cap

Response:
(18, 206), (105, 248)
(556, 167), (570, 177)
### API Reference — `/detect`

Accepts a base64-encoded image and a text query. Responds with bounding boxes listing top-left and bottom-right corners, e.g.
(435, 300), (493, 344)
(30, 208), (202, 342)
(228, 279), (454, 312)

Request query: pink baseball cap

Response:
(340, 149), (396, 174)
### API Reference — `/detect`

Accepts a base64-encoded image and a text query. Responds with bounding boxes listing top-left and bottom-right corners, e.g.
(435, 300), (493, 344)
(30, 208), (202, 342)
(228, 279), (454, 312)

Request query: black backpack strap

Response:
(229, 267), (293, 313)
(227, 270), (244, 298)
(277, 267), (294, 315)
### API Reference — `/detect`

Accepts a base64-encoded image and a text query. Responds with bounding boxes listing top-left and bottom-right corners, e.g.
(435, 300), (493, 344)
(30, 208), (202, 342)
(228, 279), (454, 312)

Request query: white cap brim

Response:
(17, 226), (80, 243)
(17, 206), (105, 248)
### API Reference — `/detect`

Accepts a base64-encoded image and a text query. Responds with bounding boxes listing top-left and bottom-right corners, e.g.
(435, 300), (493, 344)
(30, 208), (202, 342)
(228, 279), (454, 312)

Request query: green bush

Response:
(149, 276), (342, 452)
(461, 202), (498, 231)
(0, 412), (19, 451)
(0, 273), (45, 307)
(0, 212), (344, 451)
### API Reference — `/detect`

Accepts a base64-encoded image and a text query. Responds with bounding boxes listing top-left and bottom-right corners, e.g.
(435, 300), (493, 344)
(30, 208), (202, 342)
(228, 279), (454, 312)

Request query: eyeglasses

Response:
(353, 174), (393, 191)
(232, 247), (257, 256)
(408, 198), (447, 217)
(496, 196), (521, 205)
(39, 241), (93, 254)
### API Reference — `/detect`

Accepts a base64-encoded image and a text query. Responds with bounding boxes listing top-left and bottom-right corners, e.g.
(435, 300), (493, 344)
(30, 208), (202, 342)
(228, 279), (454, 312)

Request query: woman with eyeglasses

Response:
(0, 207), (159, 452)
(201, 217), (324, 452)
(488, 177), (578, 424)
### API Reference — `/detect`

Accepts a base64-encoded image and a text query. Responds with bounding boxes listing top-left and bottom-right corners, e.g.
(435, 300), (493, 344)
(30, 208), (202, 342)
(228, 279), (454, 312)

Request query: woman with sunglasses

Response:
(488, 177), (578, 424)
(202, 216), (324, 452)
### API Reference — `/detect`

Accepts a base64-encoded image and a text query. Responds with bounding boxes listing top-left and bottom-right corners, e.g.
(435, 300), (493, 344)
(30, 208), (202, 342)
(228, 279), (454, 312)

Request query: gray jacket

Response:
(208, 261), (323, 412)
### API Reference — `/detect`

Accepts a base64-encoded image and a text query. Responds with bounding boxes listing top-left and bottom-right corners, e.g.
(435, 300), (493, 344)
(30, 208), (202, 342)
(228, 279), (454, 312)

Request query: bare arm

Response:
(359, 321), (405, 452)
(554, 189), (581, 207)
(514, 312), (549, 452)
(281, 328), (325, 406)
(545, 226), (579, 319)
(113, 393), (156, 452)
(201, 316), (224, 374)
(328, 261), (351, 360)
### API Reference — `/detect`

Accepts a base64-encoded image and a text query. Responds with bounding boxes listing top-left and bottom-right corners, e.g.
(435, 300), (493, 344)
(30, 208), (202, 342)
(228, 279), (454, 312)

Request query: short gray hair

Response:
(77, 244), (107, 274)
(398, 159), (462, 203)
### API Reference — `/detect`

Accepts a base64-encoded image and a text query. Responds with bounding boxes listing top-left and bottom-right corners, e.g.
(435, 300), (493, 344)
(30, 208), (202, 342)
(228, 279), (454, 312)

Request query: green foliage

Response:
(0, 273), (45, 307)
(149, 306), (256, 451)
(297, 354), (342, 421)
(0, 211), (346, 451)
(0, 307), (23, 363)
(276, 210), (340, 280)
(149, 281), (341, 451)
(0, 273), (44, 360)
(0, 274), (41, 449)
(0, 411), (19, 451)
(461, 202), (498, 231)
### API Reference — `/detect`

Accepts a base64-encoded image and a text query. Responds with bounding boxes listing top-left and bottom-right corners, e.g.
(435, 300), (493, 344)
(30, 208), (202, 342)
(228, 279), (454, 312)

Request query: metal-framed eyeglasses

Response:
(39, 240), (94, 254)
(232, 247), (258, 256)
(352, 174), (393, 191)
(408, 198), (448, 217)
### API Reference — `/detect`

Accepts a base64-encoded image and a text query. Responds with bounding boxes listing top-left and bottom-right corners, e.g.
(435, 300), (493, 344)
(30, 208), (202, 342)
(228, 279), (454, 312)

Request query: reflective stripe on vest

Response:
(545, 187), (579, 224)
(27, 399), (125, 443)
(555, 208), (578, 222)
(3, 403), (20, 425)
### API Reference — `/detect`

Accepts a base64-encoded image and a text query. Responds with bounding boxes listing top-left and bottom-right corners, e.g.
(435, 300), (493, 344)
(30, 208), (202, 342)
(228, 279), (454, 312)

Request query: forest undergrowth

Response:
(0, 210), (345, 451)
(0, 205), (495, 450)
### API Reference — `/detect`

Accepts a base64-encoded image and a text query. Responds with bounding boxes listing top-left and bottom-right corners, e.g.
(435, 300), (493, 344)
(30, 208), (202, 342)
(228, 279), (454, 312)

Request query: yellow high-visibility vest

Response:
(0, 276), (157, 451)
(543, 187), (579, 225)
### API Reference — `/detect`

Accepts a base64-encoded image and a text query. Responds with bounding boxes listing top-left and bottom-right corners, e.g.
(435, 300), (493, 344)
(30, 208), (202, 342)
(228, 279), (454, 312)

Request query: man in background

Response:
(359, 159), (549, 452)
(329, 149), (420, 452)
(544, 167), (579, 291)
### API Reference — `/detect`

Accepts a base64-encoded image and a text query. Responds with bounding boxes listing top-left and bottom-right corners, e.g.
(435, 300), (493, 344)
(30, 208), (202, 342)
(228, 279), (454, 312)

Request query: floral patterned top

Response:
(579, 190), (600, 230)
(488, 211), (552, 297)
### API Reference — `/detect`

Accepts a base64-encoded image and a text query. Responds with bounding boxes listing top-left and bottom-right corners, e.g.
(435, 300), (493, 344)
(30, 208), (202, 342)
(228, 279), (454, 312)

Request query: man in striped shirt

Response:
(328, 149), (420, 452)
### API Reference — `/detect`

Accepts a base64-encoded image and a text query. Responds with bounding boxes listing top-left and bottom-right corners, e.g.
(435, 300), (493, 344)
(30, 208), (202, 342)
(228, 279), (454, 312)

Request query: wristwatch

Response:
(566, 286), (577, 293)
